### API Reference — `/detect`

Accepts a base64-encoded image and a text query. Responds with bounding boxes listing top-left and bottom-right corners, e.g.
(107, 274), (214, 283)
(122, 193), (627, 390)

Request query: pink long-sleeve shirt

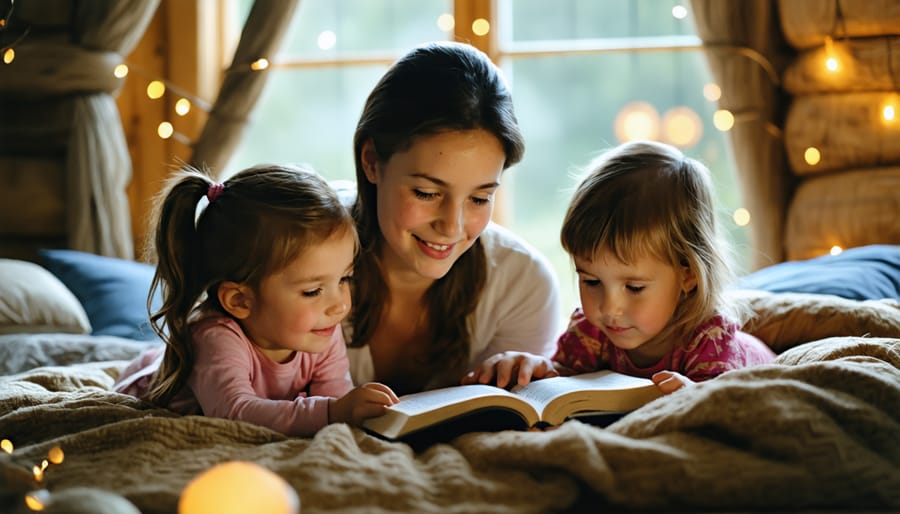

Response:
(114, 315), (353, 437)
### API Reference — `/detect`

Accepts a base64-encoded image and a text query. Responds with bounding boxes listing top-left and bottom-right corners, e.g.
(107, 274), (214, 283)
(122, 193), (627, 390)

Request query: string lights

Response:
(2, 437), (66, 512)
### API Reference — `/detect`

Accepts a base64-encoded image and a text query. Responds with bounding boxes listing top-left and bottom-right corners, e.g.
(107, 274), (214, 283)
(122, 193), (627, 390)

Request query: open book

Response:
(363, 370), (661, 442)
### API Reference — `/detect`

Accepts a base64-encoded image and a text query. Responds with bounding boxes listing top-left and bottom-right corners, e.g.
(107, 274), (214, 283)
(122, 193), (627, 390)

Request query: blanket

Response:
(1, 292), (899, 513)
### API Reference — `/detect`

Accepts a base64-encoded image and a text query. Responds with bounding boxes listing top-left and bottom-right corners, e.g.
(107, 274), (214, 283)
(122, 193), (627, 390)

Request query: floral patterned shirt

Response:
(553, 308), (776, 381)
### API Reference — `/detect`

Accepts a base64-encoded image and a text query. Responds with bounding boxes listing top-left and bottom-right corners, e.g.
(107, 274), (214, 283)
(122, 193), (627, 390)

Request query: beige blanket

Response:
(1, 292), (899, 513)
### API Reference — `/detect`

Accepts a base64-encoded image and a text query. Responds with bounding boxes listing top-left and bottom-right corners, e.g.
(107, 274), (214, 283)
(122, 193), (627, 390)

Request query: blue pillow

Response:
(737, 245), (900, 301)
(39, 249), (163, 341)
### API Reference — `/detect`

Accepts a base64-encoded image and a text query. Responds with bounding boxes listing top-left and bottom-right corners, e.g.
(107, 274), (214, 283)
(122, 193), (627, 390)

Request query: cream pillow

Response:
(0, 259), (92, 334)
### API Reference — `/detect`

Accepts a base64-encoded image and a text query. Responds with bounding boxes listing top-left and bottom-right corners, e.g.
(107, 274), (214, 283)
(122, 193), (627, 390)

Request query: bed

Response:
(1, 251), (899, 514)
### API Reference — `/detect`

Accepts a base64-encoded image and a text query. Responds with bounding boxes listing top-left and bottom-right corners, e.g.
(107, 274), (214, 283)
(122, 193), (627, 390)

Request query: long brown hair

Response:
(561, 141), (740, 348)
(145, 163), (356, 406)
(350, 42), (525, 376)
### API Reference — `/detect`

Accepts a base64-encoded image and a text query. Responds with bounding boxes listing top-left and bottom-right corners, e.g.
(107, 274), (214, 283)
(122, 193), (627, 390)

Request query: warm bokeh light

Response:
(25, 490), (49, 511)
(614, 101), (661, 142)
(830, 245), (843, 255)
(883, 104), (895, 122)
(703, 83), (721, 102)
(157, 122), (174, 139)
(733, 208), (751, 227)
(179, 461), (299, 514)
(48, 446), (64, 464)
(712, 109), (734, 131)
(175, 98), (192, 116)
(1, 439), (12, 453)
(3, 48), (14, 64)
(824, 37), (839, 72)
(146, 80), (166, 99)
(317, 30), (336, 50)
(114, 64), (129, 78)
(672, 5), (688, 19)
(662, 106), (703, 148)
(437, 13), (455, 32)
(804, 146), (821, 165)
(472, 18), (490, 36)
(250, 58), (269, 71)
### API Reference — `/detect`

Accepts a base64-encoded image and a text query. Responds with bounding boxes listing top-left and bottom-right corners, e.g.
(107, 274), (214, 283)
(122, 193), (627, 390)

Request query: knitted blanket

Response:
(1, 292), (898, 513)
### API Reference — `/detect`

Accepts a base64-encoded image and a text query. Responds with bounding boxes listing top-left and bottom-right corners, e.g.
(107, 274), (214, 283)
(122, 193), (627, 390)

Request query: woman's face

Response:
(361, 129), (506, 283)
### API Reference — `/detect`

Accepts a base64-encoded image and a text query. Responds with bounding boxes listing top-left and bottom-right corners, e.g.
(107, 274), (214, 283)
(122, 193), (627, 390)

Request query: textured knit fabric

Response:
(114, 315), (353, 436)
(346, 222), (562, 389)
(553, 308), (776, 381)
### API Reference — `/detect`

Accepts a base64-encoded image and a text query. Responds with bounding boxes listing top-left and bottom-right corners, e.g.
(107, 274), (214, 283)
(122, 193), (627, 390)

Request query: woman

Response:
(346, 41), (561, 395)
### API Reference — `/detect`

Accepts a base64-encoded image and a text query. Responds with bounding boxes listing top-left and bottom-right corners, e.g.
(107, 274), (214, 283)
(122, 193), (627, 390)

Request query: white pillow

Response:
(0, 258), (92, 334)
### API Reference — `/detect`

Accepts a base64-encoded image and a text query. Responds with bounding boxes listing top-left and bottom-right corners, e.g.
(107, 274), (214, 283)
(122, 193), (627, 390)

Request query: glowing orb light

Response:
(179, 461), (299, 514)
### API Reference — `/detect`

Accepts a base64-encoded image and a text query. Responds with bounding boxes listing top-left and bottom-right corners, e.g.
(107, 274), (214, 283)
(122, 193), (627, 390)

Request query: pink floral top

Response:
(553, 308), (776, 381)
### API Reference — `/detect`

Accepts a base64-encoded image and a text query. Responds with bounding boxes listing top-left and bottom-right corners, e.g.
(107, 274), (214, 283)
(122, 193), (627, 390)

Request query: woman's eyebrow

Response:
(410, 173), (499, 190)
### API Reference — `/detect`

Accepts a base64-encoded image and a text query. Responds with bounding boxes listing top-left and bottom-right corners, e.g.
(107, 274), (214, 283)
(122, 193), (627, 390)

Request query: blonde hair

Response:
(561, 140), (741, 347)
(145, 163), (357, 406)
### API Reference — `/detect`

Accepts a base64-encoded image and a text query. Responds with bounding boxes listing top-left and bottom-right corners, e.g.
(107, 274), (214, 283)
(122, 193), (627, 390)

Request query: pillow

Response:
(737, 244), (900, 301)
(39, 249), (163, 341)
(0, 259), (92, 334)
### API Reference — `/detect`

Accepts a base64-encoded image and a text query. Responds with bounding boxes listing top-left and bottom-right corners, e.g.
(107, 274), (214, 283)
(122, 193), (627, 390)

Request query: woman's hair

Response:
(350, 41), (525, 375)
(145, 163), (357, 406)
(561, 140), (740, 347)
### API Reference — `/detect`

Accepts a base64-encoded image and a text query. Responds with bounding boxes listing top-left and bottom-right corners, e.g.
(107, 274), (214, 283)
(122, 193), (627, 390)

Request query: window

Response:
(226, 0), (751, 321)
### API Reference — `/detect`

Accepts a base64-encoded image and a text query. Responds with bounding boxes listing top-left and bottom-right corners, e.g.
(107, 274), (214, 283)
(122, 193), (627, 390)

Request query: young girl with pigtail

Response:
(114, 163), (397, 436)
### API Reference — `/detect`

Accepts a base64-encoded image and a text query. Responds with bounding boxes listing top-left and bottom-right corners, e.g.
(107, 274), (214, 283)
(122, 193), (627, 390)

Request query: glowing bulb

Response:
(824, 37), (839, 72)
(317, 30), (336, 50)
(672, 5), (688, 19)
(472, 18), (490, 36)
(883, 104), (895, 122)
(830, 245), (843, 255)
(175, 98), (191, 116)
(0, 18), (5, 28)
(804, 147), (821, 165)
(25, 490), (50, 511)
(48, 446), (64, 464)
(713, 109), (734, 131)
(614, 101), (660, 142)
(3, 48), (14, 64)
(33, 464), (43, 481)
(662, 107), (702, 148)
(250, 58), (269, 71)
(437, 13), (455, 32)
(146, 80), (166, 99)
(114, 64), (129, 78)
(179, 461), (299, 514)
(1, 439), (12, 453)
(733, 208), (751, 227)
(158, 122), (174, 139)
(703, 83), (721, 101)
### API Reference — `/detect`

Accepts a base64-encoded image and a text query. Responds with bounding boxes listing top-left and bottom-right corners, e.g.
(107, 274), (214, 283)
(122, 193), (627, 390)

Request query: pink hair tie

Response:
(206, 183), (225, 203)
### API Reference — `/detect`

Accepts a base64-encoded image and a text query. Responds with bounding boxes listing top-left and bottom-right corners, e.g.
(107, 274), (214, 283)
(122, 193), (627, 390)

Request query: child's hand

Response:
(462, 351), (559, 389)
(651, 371), (694, 395)
(329, 382), (399, 426)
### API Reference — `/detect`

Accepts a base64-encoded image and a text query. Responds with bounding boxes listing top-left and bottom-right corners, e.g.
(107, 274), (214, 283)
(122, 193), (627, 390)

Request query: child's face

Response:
(361, 128), (505, 285)
(574, 250), (694, 361)
(241, 229), (356, 358)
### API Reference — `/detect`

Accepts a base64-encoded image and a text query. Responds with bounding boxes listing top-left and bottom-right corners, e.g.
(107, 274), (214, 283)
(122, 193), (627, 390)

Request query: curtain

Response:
(0, 0), (159, 259)
(689, 0), (794, 269)
(190, 0), (301, 178)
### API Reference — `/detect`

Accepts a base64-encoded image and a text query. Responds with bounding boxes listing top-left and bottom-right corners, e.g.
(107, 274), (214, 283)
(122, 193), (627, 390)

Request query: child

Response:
(464, 141), (776, 394)
(114, 163), (398, 436)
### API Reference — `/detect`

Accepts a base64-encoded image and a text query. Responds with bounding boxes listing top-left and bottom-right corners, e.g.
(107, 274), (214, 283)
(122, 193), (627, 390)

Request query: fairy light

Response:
(472, 18), (490, 36)
(1, 439), (12, 453)
(175, 98), (192, 116)
(158, 121), (174, 139)
(824, 36), (839, 72)
(25, 490), (49, 511)
(713, 109), (734, 131)
(47, 447), (64, 465)
(146, 80), (166, 99)
(316, 30), (336, 50)
(804, 146), (821, 165)
(733, 207), (751, 226)
(672, 5), (688, 19)
(2, 48), (13, 64)
(662, 106), (702, 148)
(114, 64), (129, 78)
(250, 58), (269, 71)
(830, 245), (843, 255)
(703, 83), (721, 101)
(437, 13), (455, 32)
(883, 103), (896, 123)
(614, 101), (661, 142)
